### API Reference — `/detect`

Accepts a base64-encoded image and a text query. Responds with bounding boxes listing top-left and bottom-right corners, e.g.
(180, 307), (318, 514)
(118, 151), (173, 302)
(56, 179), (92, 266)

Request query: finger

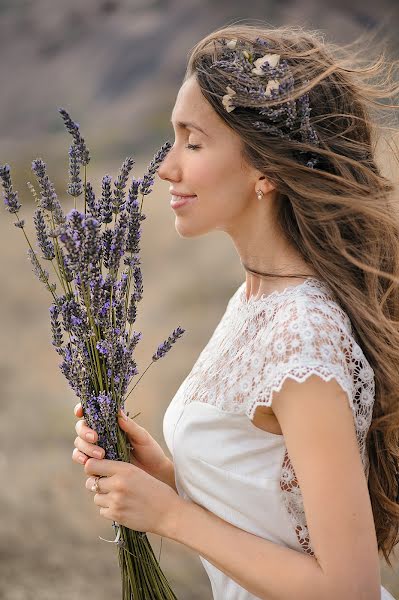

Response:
(117, 413), (149, 444)
(72, 447), (88, 465)
(85, 458), (126, 477)
(74, 436), (105, 459)
(74, 403), (83, 418)
(75, 419), (98, 443)
(86, 476), (111, 493)
(93, 492), (109, 508)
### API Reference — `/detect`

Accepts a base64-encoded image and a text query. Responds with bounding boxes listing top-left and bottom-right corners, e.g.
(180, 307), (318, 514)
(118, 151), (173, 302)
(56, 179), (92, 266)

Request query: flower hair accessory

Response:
(222, 86), (236, 112)
(208, 37), (320, 169)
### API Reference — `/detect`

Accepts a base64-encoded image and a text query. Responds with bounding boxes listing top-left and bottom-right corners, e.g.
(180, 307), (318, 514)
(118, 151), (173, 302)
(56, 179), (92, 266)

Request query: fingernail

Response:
(93, 449), (103, 458)
(86, 432), (95, 442)
(119, 409), (128, 422)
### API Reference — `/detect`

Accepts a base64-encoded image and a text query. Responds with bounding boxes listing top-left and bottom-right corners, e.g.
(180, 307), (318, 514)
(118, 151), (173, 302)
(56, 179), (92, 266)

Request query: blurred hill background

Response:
(0, 1), (398, 598)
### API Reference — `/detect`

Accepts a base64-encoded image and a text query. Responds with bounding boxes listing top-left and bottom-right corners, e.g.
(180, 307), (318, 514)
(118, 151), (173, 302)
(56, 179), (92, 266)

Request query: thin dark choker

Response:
(240, 259), (318, 281)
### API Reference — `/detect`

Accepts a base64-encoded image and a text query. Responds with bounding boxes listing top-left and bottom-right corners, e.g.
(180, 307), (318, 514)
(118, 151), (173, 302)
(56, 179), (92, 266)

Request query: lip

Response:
(170, 194), (197, 209)
(169, 190), (196, 197)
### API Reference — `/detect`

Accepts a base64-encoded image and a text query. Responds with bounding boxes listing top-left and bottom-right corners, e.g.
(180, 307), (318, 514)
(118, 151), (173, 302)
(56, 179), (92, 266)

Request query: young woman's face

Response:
(158, 75), (260, 238)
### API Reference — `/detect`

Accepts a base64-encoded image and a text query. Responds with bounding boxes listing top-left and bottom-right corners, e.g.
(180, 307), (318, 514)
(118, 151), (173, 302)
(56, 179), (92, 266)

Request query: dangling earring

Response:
(256, 189), (264, 200)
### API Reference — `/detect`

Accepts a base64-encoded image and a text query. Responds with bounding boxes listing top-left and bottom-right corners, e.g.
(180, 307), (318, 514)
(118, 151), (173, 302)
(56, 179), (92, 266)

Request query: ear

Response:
(257, 174), (276, 194)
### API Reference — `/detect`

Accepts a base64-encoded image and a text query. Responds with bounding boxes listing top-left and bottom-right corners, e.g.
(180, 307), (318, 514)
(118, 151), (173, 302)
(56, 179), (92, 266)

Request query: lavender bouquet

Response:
(0, 108), (183, 599)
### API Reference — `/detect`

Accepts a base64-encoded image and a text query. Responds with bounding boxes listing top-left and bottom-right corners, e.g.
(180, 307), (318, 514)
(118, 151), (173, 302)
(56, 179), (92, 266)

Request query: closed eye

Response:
(186, 144), (201, 151)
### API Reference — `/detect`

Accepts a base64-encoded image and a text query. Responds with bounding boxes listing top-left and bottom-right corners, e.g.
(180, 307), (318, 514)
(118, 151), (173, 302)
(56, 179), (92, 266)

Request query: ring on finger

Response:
(91, 476), (105, 493)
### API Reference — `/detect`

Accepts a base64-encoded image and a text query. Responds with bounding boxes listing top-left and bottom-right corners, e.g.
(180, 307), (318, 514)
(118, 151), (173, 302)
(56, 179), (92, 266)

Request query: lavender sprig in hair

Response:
(0, 107), (182, 599)
(207, 37), (321, 169)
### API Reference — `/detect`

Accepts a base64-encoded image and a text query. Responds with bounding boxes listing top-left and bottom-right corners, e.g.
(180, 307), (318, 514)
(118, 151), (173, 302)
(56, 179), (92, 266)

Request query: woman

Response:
(73, 23), (399, 599)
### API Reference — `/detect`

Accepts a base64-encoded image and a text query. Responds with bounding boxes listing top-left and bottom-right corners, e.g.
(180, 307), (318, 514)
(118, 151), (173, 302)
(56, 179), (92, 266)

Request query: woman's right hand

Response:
(72, 403), (174, 486)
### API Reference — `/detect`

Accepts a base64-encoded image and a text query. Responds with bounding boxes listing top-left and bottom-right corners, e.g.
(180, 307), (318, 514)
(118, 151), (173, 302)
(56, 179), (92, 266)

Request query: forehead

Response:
(170, 77), (220, 130)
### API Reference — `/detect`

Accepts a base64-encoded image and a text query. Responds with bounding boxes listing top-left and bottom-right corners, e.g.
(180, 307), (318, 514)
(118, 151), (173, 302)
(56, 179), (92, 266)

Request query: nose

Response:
(157, 144), (180, 183)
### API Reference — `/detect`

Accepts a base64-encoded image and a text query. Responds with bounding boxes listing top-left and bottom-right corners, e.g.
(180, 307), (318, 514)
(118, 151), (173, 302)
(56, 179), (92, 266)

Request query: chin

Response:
(174, 219), (212, 238)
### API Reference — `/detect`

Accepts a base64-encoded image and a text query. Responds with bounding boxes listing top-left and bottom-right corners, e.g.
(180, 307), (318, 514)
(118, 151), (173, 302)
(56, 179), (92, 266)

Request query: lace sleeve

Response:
(245, 295), (356, 421)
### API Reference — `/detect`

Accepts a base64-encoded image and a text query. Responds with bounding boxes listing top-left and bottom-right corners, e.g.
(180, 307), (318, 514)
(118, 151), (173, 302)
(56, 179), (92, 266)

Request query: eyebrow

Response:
(170, 118), (209, 137)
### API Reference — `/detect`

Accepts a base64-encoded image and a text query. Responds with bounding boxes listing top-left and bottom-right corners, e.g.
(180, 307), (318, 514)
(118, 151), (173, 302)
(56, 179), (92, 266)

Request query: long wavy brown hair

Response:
(183, 22), (399, 566)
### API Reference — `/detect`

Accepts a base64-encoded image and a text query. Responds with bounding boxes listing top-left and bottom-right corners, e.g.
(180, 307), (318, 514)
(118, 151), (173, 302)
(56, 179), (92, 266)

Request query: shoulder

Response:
(246, 280), (375, 420)
(267, 289), (380, 581)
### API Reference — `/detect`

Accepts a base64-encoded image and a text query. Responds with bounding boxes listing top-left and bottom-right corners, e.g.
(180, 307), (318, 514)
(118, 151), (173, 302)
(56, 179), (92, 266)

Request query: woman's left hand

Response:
(84, 457), (182, 538)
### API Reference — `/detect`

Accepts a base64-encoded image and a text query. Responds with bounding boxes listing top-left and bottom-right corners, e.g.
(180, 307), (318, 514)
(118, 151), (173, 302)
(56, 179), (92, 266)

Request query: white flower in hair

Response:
(251, 53), (280, 75)
(264, 78), (280, 97)
(226, 38), (237, 50)
(222, 85), (237, 112)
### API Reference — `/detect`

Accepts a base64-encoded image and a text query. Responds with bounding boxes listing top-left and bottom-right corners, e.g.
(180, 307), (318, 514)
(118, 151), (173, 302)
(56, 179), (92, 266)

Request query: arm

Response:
(166, 375), (381, 600)
(170, 496), (327, 600)
(156, 456), (178, 493)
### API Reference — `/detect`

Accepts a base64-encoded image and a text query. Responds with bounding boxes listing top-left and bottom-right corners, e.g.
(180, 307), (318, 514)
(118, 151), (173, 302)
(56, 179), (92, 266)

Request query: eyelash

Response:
(185, 143), (201, 151)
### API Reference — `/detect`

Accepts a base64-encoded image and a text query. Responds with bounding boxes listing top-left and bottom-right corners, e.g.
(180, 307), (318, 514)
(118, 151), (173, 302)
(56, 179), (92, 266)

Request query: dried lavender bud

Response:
(113, 156), (135, 213)
(52, 200), (66, 225)
(132, 266), (143, 302)
(82, 216), (101, 269)
(58, 246), (74, 282)
(67, 144), (82, 197)
(0, 164), (21, 213)
(139, 142), (172, 196)
(33, 208), (55, 260)
(84, 182), (99, 219)
(89, 269), (106, 323)
(49, 304), (63, 347)
(107, 212), (128, 274)
(126, 294), (137, 324)
(100, 175), (113, 224)
(58, 107), (91, 165)
(127, 178), (140, 206)
(102, 229), (113, 269)
(84, 392), (118, 460)
(14, 220), (25, 228)
(61, 297), (87, 338)
(125, 195), (141, 255)
(27, 248), (49, 283)
(31, 159), (59, 211)
(152, 326), (185, 362)
(114, 298), (125, 331)
(60, 231), (79, 273)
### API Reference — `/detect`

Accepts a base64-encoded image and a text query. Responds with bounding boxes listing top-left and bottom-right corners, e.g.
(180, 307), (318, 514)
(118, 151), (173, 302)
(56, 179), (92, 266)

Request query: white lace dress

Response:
(163, 278), (396, 600)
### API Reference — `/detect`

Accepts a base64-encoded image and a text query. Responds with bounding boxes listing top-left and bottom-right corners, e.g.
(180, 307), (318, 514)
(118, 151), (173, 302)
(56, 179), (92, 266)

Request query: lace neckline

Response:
(239, 277), (325, 306)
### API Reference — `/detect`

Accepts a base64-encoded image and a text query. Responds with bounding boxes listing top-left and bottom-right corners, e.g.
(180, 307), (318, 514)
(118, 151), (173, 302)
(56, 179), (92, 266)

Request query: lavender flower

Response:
(49, 304), (63, 348)
(31, 159), (58, 211)
(33, 208), (55, 260)
(139, 142), (172, 196)
(125, 186), (144, 256)
(206, 39), (320, 168)
(0, 164), (21, 213)
(113, 156), (135, 213)
(82, 216), (101, 270)
(58, 107), (91, 165)
(99, 175), (113, 223)
(133, 266), (143, 302)
(27, 248), (56, 295)
(107, 212), (128, 274)
(3, 110), (184, 599)
(84, 182), (99, 219)
(152, 327), (185, 361)
(126, 293), (137, 325)
(102, 229), (113, 269)
(67, 144), (83, 197)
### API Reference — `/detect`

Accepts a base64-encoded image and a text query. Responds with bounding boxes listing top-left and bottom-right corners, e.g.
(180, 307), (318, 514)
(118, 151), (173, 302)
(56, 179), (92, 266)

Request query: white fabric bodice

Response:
(163, 278), (395, 600)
